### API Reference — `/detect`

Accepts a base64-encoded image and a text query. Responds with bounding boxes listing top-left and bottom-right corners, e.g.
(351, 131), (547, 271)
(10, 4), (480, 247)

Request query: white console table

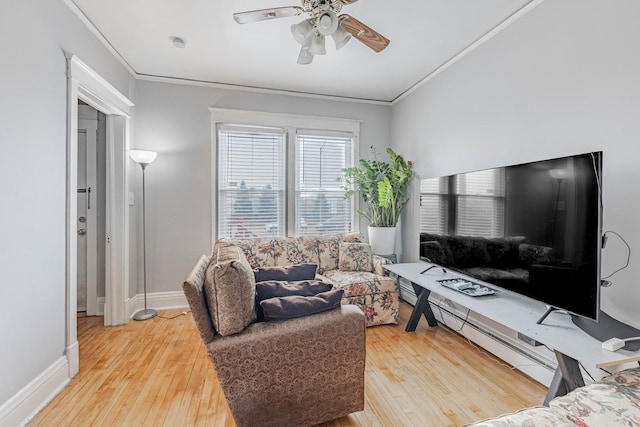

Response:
(385, 262), (640, 405)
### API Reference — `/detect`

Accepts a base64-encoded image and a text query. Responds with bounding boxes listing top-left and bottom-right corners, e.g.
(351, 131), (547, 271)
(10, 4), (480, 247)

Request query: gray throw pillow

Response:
(255, 280), (333, 321)
(254, 263), (318, 282)
(260, 289), (344, 321)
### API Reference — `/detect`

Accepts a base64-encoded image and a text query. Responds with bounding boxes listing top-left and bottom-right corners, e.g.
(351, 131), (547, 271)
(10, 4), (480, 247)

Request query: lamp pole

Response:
(129, 150), (158, 321)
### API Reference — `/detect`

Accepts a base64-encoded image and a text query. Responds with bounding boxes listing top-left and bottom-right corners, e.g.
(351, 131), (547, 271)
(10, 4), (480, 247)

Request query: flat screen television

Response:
(419, 152), (603, 322)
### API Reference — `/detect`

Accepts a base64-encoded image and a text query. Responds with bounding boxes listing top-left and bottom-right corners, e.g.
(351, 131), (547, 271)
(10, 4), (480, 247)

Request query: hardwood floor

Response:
(30, 303), (545, 426)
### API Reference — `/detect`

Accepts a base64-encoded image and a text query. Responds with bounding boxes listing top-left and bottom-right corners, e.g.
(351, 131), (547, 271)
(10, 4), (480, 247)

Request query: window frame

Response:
(210, 108), (361, 244)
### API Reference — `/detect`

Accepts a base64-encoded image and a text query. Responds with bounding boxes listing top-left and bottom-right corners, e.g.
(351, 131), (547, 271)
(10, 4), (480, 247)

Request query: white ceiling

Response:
(69, 0), (533, 103)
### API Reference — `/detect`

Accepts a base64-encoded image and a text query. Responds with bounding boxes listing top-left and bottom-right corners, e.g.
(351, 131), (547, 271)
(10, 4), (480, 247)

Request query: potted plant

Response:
(341, 146), (414, 254)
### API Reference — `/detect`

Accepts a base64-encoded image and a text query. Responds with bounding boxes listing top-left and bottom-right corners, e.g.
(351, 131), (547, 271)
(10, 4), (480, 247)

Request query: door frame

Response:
(66, 54), (134, 377)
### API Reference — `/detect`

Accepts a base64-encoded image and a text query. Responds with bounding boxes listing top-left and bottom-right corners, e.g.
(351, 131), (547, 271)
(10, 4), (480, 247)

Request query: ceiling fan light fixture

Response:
(297, 47), (314, 65)
(309, 33), (326, 55)
(316, 10), (338, 36)
(331, 25), (351, 50)
(291, 19), (314, 45)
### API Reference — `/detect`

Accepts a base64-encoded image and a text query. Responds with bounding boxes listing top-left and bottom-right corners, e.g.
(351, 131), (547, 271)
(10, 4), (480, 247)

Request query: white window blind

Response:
(456, 169), (505, 238)
(217, 125), (285, 239)
(295, 131), (353, 236)
(420, 168), (505, 238)
(420, 178), (449, 234)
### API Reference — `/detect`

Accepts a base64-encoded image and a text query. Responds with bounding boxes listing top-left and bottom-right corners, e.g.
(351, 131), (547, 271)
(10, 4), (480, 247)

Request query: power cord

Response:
(602, 230), (631, 280)
(157, 310), (190, 320)
(432, 297), (470, 332)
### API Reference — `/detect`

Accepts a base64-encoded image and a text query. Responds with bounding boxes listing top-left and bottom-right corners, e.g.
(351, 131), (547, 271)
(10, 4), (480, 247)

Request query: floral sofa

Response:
(214, 232), (399, 326)
(466, 367), (640, 426)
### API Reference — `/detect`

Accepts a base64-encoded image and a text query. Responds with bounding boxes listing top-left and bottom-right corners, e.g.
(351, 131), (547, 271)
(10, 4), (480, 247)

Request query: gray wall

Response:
(0, 0), (131, 406)
(132, 80), (391, 294)
(392, 0), (640, 328)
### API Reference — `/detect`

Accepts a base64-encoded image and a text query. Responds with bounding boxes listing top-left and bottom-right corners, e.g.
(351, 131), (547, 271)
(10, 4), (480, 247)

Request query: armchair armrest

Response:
(207, 305), (365, 427)
(373, 254), (393, 276)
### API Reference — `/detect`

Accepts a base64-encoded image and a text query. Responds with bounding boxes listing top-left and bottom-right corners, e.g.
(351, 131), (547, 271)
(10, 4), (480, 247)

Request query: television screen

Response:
(419, 152), (602, 321)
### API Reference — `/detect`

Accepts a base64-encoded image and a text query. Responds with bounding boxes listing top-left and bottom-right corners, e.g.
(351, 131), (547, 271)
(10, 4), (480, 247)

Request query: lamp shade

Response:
(129, 150), (158, 165)
(291, 19), (314, 45)
(297, 47), (314, 65)
(549, 168), (569, 180)
(309, 33), (326, 55)
(316, 11), (338, 36)
(332, 25), (351, 50)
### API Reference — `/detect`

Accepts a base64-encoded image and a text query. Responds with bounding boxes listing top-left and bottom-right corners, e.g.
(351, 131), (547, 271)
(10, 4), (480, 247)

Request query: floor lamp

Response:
(130, 150), (158, 321)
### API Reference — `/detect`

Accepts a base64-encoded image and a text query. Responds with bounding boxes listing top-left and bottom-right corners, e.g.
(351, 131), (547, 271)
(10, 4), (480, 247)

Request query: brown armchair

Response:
(182, 254), (366, 427)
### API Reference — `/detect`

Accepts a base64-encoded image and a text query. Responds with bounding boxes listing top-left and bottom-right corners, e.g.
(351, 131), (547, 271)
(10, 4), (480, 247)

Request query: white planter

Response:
(368, 226), (397, 255)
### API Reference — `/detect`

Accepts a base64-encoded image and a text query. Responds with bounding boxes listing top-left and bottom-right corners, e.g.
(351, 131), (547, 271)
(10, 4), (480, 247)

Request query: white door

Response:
(77, 107), (99, 315)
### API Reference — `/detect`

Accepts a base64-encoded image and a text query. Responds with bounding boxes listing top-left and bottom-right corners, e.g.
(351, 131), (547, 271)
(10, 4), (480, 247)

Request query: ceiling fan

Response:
(233, 0), (390, 65)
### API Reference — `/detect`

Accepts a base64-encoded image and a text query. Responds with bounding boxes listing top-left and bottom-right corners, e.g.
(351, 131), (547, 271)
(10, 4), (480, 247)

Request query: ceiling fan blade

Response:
(233, 6), (303, 24)
(339, 0), (360, 4)
(339, 14), (390, 53)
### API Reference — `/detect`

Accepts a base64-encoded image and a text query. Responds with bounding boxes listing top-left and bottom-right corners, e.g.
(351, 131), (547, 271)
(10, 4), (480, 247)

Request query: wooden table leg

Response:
(543, 350), (584, 406)
(405, 283), (438, 332)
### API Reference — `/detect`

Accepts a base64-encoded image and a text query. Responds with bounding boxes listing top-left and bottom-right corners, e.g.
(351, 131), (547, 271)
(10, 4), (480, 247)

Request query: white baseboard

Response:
(127, 291), (188, 318)
(0, 291), (188, 427)
(96, 296), (105, 316)
(0, 357), (70, 427)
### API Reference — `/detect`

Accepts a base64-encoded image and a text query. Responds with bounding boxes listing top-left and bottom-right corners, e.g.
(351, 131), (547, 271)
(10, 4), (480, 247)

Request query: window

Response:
(296, 131), (353, 237)
(212, 109), (359, 240)
(217, 126), (285, 239)
(420, 168), (505, 238)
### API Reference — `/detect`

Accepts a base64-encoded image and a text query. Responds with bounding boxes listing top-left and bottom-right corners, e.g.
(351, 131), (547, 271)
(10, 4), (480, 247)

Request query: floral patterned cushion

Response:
(466, 367), (640, 426)
(342, 291), (399, 326)
(316, 232), (364, 274)
(271, 237), (320, 267)
(464, 406), (579, 426)
(323, 270), (397, 297)
(215, 238), (274, 269)
(550, 382), (640, 426)
(339, 242), (373, 272)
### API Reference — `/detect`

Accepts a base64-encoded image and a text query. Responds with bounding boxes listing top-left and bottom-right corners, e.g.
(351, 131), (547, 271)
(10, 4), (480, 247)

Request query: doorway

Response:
(77, 104), (106, 316)
(66, 54), (134, 378)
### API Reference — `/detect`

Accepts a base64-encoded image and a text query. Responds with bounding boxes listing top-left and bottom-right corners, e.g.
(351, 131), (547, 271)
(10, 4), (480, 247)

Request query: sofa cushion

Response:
(549, 382), (640, 426)
(270, 236), (321, 267)
(260, 289), (344, 321)
(339, 242), (373, 272)
(316, 232), (364, 274)
(214, 238), (274, 269)
(205, 247), (257, 336)
(464, 406), (580, 426)
(322, 270), (398, 297)
(254, 263), (318, 282)
(255, 279), (333, 321)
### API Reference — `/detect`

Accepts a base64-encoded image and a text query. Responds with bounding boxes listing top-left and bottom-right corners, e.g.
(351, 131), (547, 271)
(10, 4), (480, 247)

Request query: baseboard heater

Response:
(429, 299), (557, 372)
(397, 276), (556, 385)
